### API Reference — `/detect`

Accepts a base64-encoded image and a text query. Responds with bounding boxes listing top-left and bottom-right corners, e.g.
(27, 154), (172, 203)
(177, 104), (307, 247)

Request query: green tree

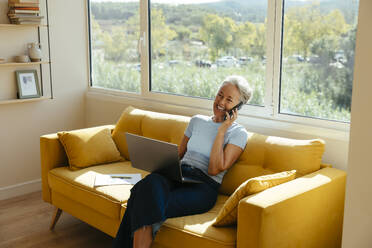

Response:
(173, 25), (192, 41)
(235, 21), (256, 53)
(331, 26), (357, 110)
(102, 26), (134, 62)
(284, 4), (349, 59)
(233, 21), (266, 59)
(300, 25), (356, 112)
(251, 22), (266, 59)
(310, 35), (339, 64)
(151, 8), (177, 58)
(199, 14), (237, 61)
(91, 15), (104, 49)
(95, 9), (140, 63)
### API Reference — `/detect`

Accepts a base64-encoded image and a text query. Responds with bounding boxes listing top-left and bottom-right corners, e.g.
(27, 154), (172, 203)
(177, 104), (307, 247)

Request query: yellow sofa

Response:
(40, 106), (346, 248)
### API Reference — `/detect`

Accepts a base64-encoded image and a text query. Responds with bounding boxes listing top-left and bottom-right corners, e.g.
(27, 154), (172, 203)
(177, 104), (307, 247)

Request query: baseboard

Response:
(0, 179), (41, 201)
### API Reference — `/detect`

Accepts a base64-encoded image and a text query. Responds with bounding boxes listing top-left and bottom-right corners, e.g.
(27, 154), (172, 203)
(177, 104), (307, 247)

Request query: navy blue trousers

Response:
(112, 164), (220, 248)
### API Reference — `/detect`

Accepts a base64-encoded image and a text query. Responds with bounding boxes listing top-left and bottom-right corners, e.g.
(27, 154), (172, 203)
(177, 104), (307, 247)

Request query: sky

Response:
(93, 0), (223, 4)
(92, 0), (336, 4)
(92, 0), (335, 3)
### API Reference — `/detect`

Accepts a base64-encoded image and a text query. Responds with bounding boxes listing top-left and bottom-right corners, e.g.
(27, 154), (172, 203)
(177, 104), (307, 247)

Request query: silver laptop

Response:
(125, 132), (202, 184)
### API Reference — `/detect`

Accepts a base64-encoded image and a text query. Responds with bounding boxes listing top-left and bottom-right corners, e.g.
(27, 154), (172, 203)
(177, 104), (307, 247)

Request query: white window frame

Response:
(87, 0), (351, 136)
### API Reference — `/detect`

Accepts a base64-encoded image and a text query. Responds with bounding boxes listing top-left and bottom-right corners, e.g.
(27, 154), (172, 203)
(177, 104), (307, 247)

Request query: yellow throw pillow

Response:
(219, 164), (275, 196)
(213, 170), (296, 227)
(112, 106), (190, 160)
(58, 127), (123, 170)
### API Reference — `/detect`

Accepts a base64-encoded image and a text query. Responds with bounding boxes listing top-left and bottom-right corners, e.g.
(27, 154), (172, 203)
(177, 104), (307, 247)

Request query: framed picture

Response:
(15, 70), (41, 99)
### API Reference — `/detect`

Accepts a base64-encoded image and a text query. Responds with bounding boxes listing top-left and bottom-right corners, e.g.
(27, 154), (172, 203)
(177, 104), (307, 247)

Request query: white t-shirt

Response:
(180, 115), (248, 184)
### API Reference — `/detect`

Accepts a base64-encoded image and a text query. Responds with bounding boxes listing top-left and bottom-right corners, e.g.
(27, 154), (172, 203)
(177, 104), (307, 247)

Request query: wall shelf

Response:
(0, 0), (53, 102)
(0, 61), (50, 67)
(0, 96), (50, 105)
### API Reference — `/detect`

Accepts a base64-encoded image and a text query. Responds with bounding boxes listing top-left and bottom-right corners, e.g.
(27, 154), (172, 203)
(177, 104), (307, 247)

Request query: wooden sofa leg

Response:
(50, 207), (62, 230)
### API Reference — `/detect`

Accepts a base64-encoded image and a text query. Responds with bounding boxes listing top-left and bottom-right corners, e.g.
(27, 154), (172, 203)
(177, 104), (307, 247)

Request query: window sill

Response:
(86, 87), (350, 142)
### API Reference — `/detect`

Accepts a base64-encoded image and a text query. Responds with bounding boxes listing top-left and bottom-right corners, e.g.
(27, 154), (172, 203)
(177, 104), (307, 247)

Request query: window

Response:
(89, 0), (141, 93)
(280, 0), (359, 122)
(150, 0), (267, 106)
(88, 0), (359, 124)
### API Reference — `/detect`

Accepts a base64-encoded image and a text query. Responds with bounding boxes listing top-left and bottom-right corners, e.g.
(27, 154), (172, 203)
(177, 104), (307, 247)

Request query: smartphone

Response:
(224, 101), (243, 120)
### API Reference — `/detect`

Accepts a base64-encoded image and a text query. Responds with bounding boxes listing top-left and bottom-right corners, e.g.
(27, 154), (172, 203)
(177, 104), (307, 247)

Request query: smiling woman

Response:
(112, 75), (251, 247)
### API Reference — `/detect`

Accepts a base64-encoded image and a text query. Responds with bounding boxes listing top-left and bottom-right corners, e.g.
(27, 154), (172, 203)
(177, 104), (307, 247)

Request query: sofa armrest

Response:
(40, 124), (115, 203)
(237, 167), (346, 248)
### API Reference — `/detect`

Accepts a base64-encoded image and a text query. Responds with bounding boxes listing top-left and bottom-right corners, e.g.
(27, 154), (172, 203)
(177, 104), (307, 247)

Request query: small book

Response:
(8, 14), (43, 19)
(11, 20), (41, 24)
(9, 16), (44, 20)
(8, 0), (39, 3)
(10, 19), (42, 23)
(94, 173), (142, 187)
(9, 3), (39, 7)
(8, 13), (39, 17)
(11, 7), (40, 10)
(8, 9), (39, 14)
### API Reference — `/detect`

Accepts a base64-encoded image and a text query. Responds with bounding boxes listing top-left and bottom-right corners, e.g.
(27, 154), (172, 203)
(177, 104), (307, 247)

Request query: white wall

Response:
(342, 0), (372, 247)
(0, 0), (88, 200)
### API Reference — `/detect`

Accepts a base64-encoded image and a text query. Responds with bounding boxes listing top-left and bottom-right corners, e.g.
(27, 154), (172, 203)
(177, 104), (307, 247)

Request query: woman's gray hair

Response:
(220, 75), (252, 104)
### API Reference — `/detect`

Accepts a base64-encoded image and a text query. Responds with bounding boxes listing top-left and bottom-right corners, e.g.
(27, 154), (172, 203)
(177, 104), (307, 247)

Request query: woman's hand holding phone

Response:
(224, 102), (243, 121)
(224, 108), (238, 121)
(219, 108), (238, 133)
(219, 102), (243, 133)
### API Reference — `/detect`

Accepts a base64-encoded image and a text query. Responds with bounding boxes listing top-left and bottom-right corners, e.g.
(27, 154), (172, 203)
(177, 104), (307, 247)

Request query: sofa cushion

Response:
(57, 127), (122, 170)
(141, 111), (189, 145)
(219, 164), (275, 195)
(222, 132), (324, 195)
(154, 195), (236, 248)
(236, 132), (267, 165)
(48, 161), (149, 219)
(112, 107), (147, 160)
(214, 170), (296, 227)
(263, 137), (324, 176)
(112, 106), (190, 160)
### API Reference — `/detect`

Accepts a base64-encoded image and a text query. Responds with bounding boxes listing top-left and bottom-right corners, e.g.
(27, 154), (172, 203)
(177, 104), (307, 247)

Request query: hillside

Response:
(91, 0), (358, 25)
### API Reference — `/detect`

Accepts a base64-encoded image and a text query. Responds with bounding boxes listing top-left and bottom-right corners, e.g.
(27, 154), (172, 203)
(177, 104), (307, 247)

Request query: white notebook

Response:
(94, 173), (142, 187)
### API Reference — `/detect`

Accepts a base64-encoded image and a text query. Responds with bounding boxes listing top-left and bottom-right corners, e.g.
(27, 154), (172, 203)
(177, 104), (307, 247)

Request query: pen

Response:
(111, 176), (132, 179)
